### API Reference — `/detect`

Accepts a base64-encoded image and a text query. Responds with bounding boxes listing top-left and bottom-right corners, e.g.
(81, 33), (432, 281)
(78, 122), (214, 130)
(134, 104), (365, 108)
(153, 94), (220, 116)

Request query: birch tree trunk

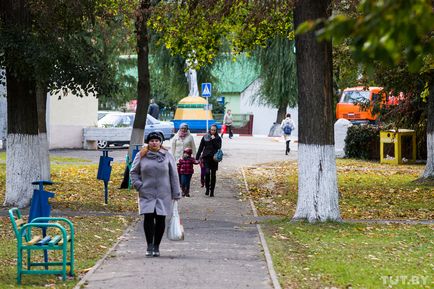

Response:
(36, 82), (50, 181)
(4, 70), (40, 208)
(421, 82), (434, 179)
(120, 0), (154, 188)
(130, 0), (152, 152)
(3, 0), (41, 207)
(292, 0), (341, 222)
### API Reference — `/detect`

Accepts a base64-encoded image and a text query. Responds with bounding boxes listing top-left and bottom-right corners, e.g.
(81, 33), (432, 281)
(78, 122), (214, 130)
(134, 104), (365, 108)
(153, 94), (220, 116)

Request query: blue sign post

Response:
(132, 144), (141, 162)
(97, 150), (113, 204)
(201, 83), (212, 97)
(201, 83), (212, 132)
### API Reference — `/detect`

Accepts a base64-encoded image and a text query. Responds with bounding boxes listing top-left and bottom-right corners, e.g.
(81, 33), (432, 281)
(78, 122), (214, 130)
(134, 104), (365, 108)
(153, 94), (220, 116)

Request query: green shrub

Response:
(344, 124), (380, 159)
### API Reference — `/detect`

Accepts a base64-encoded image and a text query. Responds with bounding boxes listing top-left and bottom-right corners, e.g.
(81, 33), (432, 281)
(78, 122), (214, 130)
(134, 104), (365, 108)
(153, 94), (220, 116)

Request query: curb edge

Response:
(240, 167), (282, 289)
(73, 217), (139, 289)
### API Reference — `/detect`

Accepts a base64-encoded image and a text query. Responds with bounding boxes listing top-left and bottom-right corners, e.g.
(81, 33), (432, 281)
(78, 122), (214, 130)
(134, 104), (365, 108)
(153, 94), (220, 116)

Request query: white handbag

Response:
(167, 200), (184, 241)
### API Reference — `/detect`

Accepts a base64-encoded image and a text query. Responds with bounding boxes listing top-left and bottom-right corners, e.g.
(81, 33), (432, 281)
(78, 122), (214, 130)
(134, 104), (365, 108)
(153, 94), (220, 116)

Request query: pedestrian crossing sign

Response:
(201, 83), (212, 97)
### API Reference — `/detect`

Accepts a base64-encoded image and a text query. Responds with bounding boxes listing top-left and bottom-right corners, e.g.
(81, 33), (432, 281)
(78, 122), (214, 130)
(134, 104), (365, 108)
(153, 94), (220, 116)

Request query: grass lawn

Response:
(0, 215), (134, 288)
(0, 152), (90, 163)
(244, 159), (433, 220)
(0, 154), (138, 287)
(244, 159), (433, 288)
(0, 162), (138, 212)
(264, 220), (433, 289)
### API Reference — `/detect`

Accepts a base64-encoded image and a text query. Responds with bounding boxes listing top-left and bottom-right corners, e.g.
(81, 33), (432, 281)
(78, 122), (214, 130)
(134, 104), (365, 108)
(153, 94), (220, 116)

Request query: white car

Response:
(97, 110), (119, 120)
(96, 112), (175, 149)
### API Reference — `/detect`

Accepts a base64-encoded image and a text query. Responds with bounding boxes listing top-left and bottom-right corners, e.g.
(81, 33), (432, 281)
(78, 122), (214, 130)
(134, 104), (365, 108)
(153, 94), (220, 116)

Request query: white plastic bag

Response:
(167, 200), (184, 241)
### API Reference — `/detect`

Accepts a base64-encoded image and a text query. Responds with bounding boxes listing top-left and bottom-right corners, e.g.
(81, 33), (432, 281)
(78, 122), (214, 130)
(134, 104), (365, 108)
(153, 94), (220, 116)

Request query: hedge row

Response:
(344, 125), (381, 160)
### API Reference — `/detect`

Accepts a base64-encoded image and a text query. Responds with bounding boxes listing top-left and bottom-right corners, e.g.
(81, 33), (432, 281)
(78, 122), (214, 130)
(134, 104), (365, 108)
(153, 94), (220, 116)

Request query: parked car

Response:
(96, 112), (175, 149)
(97, 110), (120, 120)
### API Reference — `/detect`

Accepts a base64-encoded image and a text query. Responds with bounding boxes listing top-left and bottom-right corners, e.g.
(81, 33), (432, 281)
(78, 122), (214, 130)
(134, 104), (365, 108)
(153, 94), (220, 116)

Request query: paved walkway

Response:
(77, 174), (272, 289)
(72, 136), (294, 289)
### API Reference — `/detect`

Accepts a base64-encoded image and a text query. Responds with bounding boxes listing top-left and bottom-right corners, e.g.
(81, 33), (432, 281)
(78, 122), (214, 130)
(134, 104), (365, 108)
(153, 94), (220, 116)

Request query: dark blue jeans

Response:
(180, 174), (193, 191)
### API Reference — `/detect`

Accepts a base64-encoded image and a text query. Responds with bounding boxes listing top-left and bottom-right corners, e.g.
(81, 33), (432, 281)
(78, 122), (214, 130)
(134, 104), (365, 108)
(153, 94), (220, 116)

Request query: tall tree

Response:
(151, 0), (342, 223)
(151, 0), (344, 222)
(292, 0), (341, 222)
(1, 0), (41, 208)
(0, 0), (125, 207)
(129, 0), (154, 152)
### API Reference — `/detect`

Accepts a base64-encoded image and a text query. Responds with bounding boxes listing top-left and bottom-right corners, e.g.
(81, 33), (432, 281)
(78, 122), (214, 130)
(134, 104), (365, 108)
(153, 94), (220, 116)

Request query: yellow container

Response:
(173, 96), (214, 120)
(380, 129), (416, 164)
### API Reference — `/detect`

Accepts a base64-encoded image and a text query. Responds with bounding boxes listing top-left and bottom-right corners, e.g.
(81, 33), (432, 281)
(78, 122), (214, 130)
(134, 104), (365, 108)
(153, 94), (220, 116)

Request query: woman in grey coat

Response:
(130, 132), (181, 257)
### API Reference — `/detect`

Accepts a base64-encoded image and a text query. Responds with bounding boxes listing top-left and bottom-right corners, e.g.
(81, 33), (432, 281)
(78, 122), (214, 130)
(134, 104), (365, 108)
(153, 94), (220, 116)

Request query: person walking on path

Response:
(196, 124), (222, 197)
(177, 148), (199, 197)
(280, 113), (295, 155)
(148, 98), (160, 119)
(130, 132), (181, 257)
(171, 123), (197, 161)
(221, 109), (234, 139)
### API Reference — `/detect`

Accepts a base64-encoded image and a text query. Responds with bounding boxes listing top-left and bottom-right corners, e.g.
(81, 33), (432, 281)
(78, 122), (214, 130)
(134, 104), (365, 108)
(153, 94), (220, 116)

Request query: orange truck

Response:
(335, 86), (385, 123)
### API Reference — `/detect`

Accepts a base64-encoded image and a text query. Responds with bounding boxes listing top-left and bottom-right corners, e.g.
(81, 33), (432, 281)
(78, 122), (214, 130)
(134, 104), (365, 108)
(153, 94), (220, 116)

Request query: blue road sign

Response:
(201, 83), (212, 97)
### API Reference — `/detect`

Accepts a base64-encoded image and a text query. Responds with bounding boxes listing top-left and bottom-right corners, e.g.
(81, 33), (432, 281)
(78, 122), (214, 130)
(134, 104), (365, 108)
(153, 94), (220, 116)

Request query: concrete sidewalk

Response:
(76, 173), (274, 289)
(61, 136), (295, 288)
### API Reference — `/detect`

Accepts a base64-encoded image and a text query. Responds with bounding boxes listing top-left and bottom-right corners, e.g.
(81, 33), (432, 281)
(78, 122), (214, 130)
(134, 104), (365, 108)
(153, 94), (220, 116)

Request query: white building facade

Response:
(0, 70), (98, 149)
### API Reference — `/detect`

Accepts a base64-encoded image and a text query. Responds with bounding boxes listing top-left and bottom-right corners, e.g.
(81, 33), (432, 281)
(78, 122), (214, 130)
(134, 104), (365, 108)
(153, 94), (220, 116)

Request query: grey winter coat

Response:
(130, 148), (181, 216)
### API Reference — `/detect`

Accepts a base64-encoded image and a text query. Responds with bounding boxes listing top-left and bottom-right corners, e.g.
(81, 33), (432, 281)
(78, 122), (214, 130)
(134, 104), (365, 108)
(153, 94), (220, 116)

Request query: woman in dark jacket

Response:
(196, 124), (222, 197)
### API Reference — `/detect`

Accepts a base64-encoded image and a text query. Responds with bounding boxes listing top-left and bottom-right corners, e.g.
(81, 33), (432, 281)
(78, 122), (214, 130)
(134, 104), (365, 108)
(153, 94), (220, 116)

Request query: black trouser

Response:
(205, 168), (217, 193)
(286, 140), (291, 154)
(143, 211), (166, 247)
(227, 125), (233, 138)
(222, 125), (233, 138)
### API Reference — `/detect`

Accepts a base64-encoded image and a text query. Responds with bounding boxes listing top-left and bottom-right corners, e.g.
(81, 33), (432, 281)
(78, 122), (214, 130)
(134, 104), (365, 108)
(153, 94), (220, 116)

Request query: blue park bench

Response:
(8, 208), (75, 284)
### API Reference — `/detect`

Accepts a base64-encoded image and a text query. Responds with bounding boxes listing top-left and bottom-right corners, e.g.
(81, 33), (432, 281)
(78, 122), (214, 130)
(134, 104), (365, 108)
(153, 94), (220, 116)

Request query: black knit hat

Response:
(145, 132), (163, 144)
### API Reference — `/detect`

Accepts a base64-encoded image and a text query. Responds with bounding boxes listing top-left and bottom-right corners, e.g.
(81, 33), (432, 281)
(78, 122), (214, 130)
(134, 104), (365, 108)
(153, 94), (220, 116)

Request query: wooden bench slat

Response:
(48, 235), (62, 246)
(15, 219), (25, 227)
(24, 235), (42, 246)
(37, 236), (51, 245)
(58, 235), (70, 245)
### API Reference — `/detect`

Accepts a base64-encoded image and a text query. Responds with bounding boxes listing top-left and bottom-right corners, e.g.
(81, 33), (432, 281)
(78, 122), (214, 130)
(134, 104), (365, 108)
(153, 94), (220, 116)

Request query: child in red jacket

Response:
(177, 148), (199, 197)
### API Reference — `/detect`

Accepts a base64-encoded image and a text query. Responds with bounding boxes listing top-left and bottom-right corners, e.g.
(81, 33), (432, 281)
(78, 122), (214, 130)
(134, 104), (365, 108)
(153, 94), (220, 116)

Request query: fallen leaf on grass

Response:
(81, 267), (94, 273)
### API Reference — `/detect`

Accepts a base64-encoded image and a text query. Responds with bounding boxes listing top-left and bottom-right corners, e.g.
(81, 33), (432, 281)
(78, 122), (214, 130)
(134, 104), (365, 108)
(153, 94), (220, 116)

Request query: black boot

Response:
(153, 245), (160, 257)
(205, 172), (210, 195)
(210, 172), (216, 197)
(146, 244), (153, 257)
(185, 188), (190, 197)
